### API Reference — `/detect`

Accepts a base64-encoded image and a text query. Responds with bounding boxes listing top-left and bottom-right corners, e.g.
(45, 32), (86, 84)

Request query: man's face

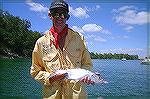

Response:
(50, 8), (68, 32)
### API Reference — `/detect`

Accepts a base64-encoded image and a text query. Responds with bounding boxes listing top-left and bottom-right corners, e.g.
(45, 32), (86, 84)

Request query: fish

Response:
(54, 68), (108, 84)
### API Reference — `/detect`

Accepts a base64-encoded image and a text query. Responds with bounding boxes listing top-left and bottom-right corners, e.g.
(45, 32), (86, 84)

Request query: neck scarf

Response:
(50, 24), (68, 49)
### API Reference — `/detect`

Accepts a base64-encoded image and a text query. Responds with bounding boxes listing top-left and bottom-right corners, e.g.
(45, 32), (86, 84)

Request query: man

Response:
(30, 0), (94, 98)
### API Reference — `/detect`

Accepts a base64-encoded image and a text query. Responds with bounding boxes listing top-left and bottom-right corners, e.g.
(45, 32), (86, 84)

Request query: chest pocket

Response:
(65, 48), (82, 68)
(66, 36), (82, 58)
(42, 41), (60, 58)
(66, 48), (81, 58)
(65, 41), (82, 68)
(42, 43), (60, 70)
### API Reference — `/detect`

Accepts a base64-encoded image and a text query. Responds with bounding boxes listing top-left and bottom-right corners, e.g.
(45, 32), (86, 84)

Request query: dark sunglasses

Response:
(51, 12), (68, 19)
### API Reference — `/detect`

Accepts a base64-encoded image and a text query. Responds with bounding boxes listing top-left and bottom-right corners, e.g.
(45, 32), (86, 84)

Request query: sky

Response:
(1, 0), (150, 58)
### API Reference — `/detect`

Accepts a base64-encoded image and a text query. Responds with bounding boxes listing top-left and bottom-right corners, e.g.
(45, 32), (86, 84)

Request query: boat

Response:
(141, 58), (150, 65)
(121, 58), (126, 61)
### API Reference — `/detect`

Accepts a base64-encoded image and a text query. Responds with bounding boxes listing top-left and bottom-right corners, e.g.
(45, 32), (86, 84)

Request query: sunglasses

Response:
(51, 12), (68, 19)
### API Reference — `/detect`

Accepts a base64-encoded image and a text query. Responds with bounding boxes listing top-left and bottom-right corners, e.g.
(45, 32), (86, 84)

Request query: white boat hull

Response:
(141, 59), (150, 65)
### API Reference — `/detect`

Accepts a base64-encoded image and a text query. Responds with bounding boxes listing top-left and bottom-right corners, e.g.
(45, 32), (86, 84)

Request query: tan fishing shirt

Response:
(30, 28), (92, 99)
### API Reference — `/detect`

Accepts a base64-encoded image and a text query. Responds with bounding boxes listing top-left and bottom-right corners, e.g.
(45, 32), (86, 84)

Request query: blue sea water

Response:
(0, 58), (150, 99)
(87, 59), (150, 99)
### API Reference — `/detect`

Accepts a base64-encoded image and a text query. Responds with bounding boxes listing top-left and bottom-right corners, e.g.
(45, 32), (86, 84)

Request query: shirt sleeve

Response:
(80, 35), (93, 70)
(30, 40), (52, 86)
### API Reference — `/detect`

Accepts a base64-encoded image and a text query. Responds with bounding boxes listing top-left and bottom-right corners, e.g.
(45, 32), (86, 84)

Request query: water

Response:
(0, 58), (150, 99)
(0, 58), (42, 99)
(87, 59), (150, 99)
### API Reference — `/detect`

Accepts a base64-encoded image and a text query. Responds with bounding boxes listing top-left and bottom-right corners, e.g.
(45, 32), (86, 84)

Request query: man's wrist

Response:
(48, 73), (57, 83)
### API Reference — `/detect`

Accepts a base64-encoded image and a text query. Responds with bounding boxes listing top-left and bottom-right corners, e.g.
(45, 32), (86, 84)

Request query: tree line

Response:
(0, 9), (42, 58)
(90, 52), (139, 60)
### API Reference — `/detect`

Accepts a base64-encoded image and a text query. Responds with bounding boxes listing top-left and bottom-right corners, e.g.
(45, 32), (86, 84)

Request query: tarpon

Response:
(53, 68), (108, 84)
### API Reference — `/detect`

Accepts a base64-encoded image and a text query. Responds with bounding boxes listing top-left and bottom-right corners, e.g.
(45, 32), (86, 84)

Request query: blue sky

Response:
(2, 0), (150, 58)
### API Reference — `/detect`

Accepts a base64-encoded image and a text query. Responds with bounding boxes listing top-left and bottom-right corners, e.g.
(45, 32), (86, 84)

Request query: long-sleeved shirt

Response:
(30, 28), (93, 99)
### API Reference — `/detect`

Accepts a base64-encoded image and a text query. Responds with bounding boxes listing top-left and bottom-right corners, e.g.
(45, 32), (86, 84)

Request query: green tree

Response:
(0, 9), (42, 58)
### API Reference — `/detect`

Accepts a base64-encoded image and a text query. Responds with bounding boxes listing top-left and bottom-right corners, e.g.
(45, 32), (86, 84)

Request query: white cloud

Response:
(101, 29), (112, 35)
(82, 24), (102, 32)
(94, 36), (107, 42)
(124, 26), (133, 32)
(69, 6), (89, 18)
(122, 35), (129, 39)
(71, 24), (110, 43)
(71, 26), (84, 33)
(85, 34), (107, 43)
(84, 5), (100, 12)
(112, 5), (150, 32)
(71, 24), (111, 35)
(118, 35), (129, 39)
(86, 34), (96, 38)
(41, 14), (47, 19)
(117, 6), (136, 12)
(111, 35), (129, 40)
(26, 0), (48, 19)
(113, 6), (149, 25)
(82, 24), (111, 34)
(26, 2), (48, 12)
(69, 5), (100, 18)
(96, 5), (101, 9)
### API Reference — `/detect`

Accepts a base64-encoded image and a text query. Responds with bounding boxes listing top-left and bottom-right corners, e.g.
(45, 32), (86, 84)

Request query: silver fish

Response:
(55, 68), (108, 84)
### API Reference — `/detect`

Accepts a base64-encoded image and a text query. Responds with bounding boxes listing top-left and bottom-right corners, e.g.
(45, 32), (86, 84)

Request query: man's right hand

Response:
(49, 73), (67, 83)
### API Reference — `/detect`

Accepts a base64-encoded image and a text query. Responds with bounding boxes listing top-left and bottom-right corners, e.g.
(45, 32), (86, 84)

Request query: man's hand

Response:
(49, 73), (67, 83)
(80, 75), (95, 85)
